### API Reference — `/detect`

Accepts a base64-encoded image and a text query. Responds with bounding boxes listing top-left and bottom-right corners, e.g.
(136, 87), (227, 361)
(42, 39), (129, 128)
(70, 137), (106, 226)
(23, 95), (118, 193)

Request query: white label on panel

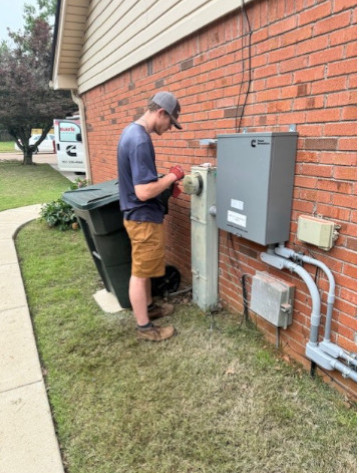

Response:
(227, 210), (247, 228)
(230, 199), (244, 211)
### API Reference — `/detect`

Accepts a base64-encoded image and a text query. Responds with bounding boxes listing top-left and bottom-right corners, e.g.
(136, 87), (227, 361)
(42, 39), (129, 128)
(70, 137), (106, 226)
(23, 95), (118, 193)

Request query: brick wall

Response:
(83, 0), (357, 397)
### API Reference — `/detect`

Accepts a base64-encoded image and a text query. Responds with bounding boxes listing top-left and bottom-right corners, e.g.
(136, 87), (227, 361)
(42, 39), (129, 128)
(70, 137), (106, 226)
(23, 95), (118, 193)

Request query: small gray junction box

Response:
(250, 271), (294, 328)
(216, 132), (298, 246)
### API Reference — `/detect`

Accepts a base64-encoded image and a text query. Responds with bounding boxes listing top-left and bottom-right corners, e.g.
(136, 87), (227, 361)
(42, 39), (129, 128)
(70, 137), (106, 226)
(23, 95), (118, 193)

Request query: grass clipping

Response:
(16, 220), (356, 473)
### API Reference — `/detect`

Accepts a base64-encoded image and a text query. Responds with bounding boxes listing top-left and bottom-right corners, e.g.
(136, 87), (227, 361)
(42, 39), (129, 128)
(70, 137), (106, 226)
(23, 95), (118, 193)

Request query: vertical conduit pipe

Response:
(274, 245), (335, 342)
(260, 252), (321, 344)
(282, 260), (322, 345)
(261, 251), (357, 381)
(275, 244), (357, 367)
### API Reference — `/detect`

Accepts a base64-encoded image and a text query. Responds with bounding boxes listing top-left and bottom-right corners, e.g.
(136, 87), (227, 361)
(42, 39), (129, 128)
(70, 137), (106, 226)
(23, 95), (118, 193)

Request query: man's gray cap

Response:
(151, 91), (182, 129)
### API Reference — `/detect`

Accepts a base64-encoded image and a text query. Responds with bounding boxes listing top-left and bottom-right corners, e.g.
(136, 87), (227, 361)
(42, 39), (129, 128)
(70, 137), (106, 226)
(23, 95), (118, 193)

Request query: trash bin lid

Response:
(63, 179), (119, 210)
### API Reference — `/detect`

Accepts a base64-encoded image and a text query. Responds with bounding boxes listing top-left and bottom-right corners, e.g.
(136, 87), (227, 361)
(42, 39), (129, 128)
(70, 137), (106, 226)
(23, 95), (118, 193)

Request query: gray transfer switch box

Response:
(216, 132), (298, 245)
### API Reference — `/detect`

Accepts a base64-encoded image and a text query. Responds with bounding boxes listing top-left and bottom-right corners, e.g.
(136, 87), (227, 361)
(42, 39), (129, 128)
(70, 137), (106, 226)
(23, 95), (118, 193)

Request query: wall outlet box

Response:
(297, 215), (339, 250)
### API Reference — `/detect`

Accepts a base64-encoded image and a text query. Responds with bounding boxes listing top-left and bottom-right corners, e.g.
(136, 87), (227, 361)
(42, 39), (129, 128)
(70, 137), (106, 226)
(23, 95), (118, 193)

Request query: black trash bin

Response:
(63, 179), (132, 308)
(63, 178), (175, 309)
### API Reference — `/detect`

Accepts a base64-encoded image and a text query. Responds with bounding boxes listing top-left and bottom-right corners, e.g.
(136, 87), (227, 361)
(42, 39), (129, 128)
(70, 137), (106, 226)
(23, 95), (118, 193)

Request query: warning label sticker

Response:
(227, 210), (247, 228)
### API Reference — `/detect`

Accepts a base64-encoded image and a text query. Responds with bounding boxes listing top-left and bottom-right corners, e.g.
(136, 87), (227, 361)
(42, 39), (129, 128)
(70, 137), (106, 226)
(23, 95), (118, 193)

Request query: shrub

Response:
(41, 178), (88, 231)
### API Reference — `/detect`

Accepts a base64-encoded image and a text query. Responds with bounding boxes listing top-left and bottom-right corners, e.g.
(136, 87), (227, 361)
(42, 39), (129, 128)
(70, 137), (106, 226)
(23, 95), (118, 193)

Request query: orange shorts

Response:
(123, 220), (165, 278)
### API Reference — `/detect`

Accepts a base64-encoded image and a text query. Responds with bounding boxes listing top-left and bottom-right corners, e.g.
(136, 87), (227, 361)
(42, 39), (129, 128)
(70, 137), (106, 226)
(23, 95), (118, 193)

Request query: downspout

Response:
(71, 90), (92, 183)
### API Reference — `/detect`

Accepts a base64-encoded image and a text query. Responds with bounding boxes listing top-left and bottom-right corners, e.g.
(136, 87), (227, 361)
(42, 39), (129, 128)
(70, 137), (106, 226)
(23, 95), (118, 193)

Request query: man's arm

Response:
(135, 166), (184, 202)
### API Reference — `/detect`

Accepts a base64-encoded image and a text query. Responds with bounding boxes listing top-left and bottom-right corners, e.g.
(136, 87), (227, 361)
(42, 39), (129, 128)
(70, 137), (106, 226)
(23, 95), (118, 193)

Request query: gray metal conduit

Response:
(274, 245), (335, 344)
(273, 244), (357, 381)
(260, 251), (321, 344)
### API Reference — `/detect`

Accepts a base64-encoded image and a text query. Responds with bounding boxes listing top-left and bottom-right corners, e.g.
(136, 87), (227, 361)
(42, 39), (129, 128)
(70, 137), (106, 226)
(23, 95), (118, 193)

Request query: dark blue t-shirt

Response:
(117, 123), (165, 223)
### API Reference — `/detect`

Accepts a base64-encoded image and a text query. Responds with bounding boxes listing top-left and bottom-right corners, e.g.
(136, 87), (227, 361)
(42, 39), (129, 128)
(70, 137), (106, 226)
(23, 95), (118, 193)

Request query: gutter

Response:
(50, 0), (62, 82)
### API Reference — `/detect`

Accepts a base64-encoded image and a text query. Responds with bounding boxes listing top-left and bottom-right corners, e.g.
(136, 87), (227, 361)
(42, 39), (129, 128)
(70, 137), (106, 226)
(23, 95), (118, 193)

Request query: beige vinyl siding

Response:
(77, 0), (247, 94)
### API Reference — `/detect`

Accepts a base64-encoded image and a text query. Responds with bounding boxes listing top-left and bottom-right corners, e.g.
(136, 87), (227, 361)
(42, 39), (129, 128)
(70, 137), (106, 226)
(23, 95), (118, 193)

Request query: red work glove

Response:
(169, 165), (185, 181)
(172, 182), (182, 198)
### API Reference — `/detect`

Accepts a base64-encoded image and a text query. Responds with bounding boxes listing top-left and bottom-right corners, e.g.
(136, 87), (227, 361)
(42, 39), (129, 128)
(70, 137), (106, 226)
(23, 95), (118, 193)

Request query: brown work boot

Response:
(136, 323), (175, 342)
(148, 302), (174, 321)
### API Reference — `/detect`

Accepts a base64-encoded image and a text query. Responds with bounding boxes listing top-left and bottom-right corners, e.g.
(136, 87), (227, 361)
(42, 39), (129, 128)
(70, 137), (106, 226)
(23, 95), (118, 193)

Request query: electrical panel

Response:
(216, 132), (298, 246)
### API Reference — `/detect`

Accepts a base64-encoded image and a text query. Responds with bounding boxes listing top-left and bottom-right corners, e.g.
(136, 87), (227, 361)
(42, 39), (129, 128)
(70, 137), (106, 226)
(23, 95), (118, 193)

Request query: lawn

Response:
(0, 141), (16, 152)
(1, 162), (356, 473)
(15, 219), (356, 473)
(0, 161), (72, 211)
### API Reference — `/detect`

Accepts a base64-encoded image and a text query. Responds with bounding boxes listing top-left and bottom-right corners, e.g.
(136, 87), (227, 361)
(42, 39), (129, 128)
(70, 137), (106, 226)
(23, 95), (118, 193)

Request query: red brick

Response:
(298, 1), (332, 26)
(296, 35), (329, 56)
(333, 194), (357, 209)
(311, 76), (347, 94)
(338, 137), (357, 151)
(328, 58), (357, 77)
(346, 41), (357, 58)
(333, 0), (357, 12)
(294, 176), (318, 188)
(309, 46), (345, 67)
(301, 163), (333, 178)
(333, 166), (357, 181)
(269, 14), (298, 37)
(306, 108), (341, 123)
(324, 122), (357, 136)
(316, 204), (351, 221)
(317, 178), (354, 193)
(336, 335), (357, 354)
(280, 55), (308, 73)
(294, 65), (325, 83)
(335, 295), (357, 314)
(342, 263), (357, 279)
(341, 106), (357, 120)
(268, 45), (296, 64)
(320, 152), (356, 166)
(313, 11), (351, 35)
(281, 25), (313, 47)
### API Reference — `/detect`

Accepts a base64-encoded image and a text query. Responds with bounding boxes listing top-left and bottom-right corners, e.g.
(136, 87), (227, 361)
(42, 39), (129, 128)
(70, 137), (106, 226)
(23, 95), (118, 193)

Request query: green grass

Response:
(0, 161), (72, 211)
(15, 220), (357, 473)
(0, 141), (16, 152)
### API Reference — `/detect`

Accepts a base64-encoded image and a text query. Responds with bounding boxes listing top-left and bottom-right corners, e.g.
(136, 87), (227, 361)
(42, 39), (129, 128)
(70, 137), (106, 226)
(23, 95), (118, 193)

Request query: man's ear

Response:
(157, 108), (167, 118)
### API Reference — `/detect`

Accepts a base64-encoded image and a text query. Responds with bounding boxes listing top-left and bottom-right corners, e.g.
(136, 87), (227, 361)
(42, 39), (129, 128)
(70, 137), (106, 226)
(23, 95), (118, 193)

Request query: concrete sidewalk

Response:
(0, 154), (78, 472)
(0, 205), (65, 473)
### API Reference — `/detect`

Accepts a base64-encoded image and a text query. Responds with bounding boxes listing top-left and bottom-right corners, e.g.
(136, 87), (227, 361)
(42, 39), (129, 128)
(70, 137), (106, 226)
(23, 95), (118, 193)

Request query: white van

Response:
(54, 118), (86, 173)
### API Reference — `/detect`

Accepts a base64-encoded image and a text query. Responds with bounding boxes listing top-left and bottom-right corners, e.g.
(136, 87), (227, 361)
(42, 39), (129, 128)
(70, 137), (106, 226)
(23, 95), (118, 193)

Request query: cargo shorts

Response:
(123, 220), (165, 278)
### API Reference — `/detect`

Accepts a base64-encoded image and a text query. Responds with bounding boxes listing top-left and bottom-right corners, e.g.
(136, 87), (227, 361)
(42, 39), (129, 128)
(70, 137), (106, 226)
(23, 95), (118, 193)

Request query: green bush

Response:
(41, 178), (88, 231)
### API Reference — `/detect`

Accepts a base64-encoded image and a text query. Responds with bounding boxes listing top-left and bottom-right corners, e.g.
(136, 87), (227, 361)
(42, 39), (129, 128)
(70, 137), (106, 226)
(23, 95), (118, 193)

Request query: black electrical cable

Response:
(235, 1), (253, 133)
(228, 233), (252, 325)
(241, 274), (249, 323)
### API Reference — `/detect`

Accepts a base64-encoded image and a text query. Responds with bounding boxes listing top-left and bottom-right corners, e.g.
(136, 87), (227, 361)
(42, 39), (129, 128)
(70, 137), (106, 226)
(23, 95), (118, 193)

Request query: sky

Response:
(0, 0), (37, 42)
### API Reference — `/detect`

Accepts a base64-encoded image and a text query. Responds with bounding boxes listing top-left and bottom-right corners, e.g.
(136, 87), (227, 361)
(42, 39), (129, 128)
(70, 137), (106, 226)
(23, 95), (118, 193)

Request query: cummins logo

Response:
(66, 145), (77, 157)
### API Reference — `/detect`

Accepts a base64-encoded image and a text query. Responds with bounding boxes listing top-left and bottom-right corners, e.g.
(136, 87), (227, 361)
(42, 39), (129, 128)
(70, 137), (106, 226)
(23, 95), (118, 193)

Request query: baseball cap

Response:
(151, 91), (182, 129)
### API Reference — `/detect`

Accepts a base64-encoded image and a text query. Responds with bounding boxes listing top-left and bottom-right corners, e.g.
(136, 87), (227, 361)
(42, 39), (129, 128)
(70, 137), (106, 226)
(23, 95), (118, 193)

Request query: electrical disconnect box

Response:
(250, 271), (295, 328)
(216, 132), (298, 246)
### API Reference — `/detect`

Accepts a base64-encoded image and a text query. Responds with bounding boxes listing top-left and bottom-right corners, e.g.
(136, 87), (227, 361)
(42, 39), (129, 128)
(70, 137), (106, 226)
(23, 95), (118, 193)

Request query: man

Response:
(117, 91), (184, 342)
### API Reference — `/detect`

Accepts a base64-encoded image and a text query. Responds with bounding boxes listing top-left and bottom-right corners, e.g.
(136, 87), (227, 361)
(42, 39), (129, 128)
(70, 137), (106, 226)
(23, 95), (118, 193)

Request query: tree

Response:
(0, 9), (76, 165)
(23, 0), (57, 32)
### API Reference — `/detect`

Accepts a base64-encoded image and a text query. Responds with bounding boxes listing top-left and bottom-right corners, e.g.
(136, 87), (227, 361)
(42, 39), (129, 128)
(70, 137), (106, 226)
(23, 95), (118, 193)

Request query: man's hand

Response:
(169, 165), (185, 181)
(172, 182), (182, 198)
